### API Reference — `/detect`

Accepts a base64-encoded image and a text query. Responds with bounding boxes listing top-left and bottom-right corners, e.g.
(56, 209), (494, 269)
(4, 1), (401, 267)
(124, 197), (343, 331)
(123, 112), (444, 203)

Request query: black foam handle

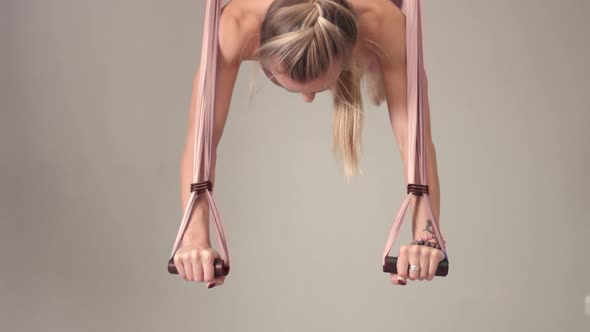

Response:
(167, 257), (230, 277)
(382, 256), (449, 276)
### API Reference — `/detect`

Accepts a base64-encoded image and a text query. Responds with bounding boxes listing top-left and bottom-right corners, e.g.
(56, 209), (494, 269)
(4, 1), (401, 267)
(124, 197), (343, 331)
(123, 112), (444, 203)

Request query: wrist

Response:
(183, 216), (211, 247)
(182, 233), (212, 248)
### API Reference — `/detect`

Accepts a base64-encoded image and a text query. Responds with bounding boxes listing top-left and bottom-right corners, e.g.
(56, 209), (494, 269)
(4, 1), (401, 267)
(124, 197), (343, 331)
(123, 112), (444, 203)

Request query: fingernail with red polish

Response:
(208, 283), (215, 288)
(398, 280), (406, 286)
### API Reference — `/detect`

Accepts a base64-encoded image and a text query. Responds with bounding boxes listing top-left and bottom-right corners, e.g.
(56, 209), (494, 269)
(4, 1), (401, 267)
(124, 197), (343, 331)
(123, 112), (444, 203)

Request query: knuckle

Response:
(431, 250), (444, 261)
(398, 268), (407, 278)
(200, 250), (213, 261)
(399, 245), (409, 255)
(410, 245), (421, 255)
(420, 249), (430, 258)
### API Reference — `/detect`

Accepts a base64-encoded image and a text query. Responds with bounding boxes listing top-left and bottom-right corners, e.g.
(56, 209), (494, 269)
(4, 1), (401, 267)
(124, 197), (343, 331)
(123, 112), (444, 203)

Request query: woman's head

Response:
(257, 0), (364, 182)
(258, 0), (358, 99)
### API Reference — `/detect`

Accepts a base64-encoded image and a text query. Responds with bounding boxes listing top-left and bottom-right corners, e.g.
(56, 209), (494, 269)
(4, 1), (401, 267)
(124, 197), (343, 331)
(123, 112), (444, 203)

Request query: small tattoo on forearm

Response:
(423, 219), (435, 234)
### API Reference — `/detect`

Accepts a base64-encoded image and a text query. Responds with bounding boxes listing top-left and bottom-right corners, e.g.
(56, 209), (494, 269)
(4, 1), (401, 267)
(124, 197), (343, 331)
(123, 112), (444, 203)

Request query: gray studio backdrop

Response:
(1, 1), (589, 331)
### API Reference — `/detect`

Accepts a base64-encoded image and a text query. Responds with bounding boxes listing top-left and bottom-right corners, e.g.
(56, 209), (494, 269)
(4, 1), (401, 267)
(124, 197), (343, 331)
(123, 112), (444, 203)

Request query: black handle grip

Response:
(383, 256), (449, 276)
(168, 257), (230, 277)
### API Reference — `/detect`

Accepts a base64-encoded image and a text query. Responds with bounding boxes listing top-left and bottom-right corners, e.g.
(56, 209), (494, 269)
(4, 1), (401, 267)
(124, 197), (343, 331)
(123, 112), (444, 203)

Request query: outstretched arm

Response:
(374, 5), (442, 243)
(373, 3), (445, 285)
(180, 10), (244, 247)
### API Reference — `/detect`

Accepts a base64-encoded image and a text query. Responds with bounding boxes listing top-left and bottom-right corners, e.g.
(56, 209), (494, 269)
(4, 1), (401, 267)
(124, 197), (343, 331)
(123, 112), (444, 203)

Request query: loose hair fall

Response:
(257, 0), (365, 182)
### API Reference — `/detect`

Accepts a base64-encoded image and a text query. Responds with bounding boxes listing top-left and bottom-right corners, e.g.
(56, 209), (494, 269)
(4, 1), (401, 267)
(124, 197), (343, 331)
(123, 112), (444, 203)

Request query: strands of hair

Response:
(257, 0), (364, 182)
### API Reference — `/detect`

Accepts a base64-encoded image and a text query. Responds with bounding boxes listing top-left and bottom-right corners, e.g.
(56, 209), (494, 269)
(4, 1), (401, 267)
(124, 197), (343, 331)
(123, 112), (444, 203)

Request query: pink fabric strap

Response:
(382, 0), (448, 265)
(167, 0), (445, 271)
(168, 0), (230, 267)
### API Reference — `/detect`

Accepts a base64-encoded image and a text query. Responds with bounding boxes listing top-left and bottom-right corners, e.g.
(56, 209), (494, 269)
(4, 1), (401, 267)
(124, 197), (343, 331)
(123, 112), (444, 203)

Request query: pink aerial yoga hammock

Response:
(167, 0), (229, 277)
(167, 0), (448, 279)
(381, 0), (449, 276)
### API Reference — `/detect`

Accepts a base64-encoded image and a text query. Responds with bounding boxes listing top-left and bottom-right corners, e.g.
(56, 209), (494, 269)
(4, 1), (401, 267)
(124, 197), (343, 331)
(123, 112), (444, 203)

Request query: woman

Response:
(173, 0), (446, 288)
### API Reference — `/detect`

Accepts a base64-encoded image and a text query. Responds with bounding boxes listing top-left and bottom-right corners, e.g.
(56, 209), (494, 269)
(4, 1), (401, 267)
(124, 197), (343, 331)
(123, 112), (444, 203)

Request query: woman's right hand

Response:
(173, 244), (225, 288)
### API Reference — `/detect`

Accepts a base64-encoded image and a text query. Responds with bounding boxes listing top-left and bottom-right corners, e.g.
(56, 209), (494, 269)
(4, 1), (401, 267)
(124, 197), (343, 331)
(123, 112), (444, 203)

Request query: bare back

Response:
(220, 0), (407, 72)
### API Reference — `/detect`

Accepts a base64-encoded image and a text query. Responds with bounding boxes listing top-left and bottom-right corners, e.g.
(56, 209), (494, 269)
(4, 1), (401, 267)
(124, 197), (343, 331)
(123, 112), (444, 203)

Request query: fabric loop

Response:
(168, 0), (231, 270)
(382, 0), (448, 265)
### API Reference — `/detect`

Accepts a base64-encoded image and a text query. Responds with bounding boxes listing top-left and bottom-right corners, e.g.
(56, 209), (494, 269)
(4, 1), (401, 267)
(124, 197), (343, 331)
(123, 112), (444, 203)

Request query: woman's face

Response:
(262, 59), (342, 103)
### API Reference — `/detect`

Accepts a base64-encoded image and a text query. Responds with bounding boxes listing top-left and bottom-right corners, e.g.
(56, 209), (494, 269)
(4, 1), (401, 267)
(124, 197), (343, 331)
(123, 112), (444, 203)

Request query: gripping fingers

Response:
(200, 250), (216, 284)
(200, 249), (225, 288)
(191, 251), (205, 282)
(174, 254), (187, 280)
(408, 245), (421, 281)
(428, 249), (446, 280)
(208, 274), (225, 289)
(397, 245), (410, 280)
(419, 249), (430, 281)
(182, 255), (195, 281)
(427, 251), (439, 281)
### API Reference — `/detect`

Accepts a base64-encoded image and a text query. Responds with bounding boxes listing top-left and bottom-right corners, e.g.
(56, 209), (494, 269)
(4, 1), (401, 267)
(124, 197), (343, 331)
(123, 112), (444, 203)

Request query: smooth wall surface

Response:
(1, 1), (589, 331)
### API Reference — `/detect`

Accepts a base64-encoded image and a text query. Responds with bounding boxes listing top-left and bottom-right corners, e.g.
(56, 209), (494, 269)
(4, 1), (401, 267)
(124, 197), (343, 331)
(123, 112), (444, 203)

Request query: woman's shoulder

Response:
(349, 0), (404, 20)
(219, 0), (273, 61)
(219, 0), (269, 63)
(351, 0), (405, 40)
(351, 0), (406, 66)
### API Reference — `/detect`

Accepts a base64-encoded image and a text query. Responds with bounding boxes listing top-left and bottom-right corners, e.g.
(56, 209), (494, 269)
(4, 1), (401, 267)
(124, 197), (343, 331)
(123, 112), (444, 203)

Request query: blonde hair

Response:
(257, 0), (364, 183)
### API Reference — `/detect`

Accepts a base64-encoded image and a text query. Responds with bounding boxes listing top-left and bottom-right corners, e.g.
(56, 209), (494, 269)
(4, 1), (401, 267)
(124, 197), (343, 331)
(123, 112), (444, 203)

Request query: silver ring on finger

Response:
(409, 264), (421, 271)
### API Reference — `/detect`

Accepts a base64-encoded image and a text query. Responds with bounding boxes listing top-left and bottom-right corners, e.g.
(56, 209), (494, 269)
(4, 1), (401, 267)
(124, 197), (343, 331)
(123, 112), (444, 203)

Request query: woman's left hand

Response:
(390, 243), (446, 285)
